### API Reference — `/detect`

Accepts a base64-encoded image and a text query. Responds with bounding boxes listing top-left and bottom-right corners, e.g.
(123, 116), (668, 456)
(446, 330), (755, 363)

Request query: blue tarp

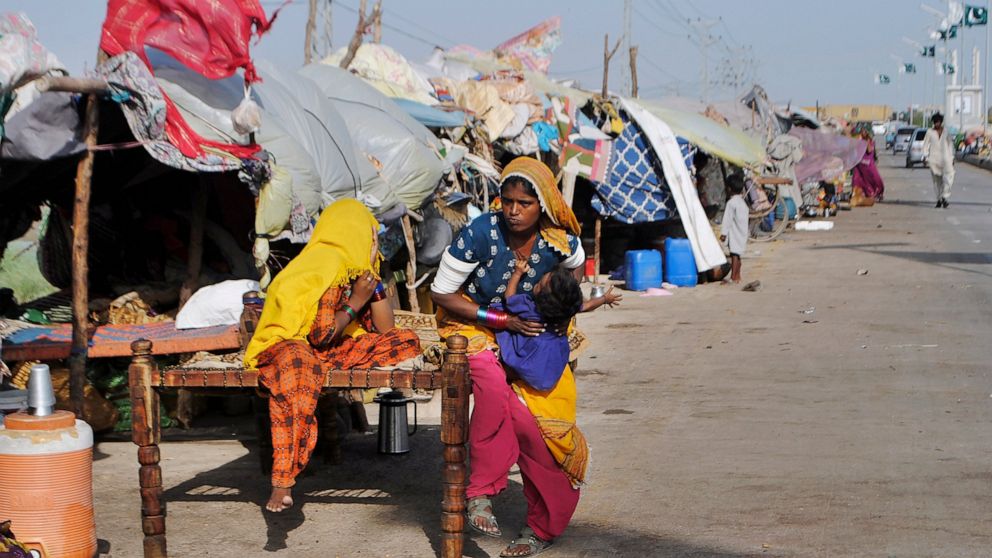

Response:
(391, 98), (468, 128)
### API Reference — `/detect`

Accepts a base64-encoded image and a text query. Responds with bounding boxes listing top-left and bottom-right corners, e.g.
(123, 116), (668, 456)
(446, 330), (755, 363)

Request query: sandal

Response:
(499, 527), (554, 557)
(466, 496), (501, 537)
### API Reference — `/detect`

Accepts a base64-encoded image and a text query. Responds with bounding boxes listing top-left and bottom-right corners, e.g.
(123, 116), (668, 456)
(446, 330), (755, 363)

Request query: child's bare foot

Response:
(266, 487), (294, 512)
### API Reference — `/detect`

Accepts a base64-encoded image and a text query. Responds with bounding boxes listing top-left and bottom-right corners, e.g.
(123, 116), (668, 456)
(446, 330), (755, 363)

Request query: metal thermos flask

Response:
(375, 391), (418, 454)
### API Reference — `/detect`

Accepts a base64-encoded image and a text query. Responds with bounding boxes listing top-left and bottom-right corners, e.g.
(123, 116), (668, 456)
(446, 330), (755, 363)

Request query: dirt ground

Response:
(92, 153), (992, 557)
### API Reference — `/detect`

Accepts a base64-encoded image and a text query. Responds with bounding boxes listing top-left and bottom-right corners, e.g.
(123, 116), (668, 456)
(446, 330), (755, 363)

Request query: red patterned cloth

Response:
(99, 0), (278, 159)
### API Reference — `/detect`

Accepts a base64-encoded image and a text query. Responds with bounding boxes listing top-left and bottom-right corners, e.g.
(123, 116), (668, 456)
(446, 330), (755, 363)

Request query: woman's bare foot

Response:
(266, 487), (294, 512)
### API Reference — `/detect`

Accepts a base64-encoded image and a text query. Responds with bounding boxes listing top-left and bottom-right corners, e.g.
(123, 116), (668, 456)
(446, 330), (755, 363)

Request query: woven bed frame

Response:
(126, 332), (470, 558)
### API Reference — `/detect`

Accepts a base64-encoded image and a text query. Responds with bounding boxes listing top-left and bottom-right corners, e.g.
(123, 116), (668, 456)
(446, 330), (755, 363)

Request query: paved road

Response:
(92, 153), (991, 557)
(566, 152), (992, 557)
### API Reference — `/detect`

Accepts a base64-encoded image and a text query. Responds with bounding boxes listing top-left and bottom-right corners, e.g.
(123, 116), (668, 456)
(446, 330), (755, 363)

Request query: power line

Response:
(377, 5), (459, 48)
(335, 2), (449, 49)
(631, 4), (683, 35)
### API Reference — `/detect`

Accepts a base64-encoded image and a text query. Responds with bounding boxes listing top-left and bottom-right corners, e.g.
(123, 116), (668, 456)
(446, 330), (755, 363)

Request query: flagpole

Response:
(985, 0), (989, 135)
(961, 18), (966, 131)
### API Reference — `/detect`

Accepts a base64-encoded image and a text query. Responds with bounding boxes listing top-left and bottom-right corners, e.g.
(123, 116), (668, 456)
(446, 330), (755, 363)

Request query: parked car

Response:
(906, 128), (927, 167)
(884, 121), (904, 148)
(871, 121), (887, 135)
(892, 127), (915, 153)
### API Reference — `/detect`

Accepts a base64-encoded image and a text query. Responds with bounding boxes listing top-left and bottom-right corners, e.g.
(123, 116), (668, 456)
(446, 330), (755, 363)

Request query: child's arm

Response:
(581, 286), (623, 312)
(505, 258), (530, 298)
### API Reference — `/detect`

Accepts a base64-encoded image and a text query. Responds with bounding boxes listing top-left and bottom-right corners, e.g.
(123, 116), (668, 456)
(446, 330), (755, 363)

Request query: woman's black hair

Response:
(533, 265), (583, 332)
(500, 176), (539, 198)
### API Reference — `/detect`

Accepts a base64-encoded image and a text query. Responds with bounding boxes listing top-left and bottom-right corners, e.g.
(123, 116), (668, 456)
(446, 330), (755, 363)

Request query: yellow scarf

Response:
(244, 199), (379, 369)
(499, 157), (581, 256)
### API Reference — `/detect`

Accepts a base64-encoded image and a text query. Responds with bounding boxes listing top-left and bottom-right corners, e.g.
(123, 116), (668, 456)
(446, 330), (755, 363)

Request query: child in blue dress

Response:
(494, 261), (620, 391)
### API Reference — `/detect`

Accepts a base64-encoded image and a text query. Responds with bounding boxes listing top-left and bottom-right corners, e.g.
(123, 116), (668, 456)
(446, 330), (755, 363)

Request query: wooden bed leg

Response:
(129, 339), (167, 558)
(440, 335), (469, 558)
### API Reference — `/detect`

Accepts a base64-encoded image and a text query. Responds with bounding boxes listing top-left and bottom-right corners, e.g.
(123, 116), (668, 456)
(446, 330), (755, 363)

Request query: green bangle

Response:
(340, 304), (358, 321)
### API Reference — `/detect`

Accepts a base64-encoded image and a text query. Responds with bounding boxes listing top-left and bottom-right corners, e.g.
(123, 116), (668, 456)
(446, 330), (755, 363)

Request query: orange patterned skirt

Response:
(257, 328), (421, 488)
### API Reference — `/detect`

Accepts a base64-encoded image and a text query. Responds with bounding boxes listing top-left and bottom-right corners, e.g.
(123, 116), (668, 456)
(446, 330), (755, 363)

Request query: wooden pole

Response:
(305, 0), (318, 64)
(440, 335), (469, 558)
(129, 340), (167, 557)
(68, 50), (107, 418)
(371, 0), (382, 44)
(339, 0), (367, 69)
(400, 215), (420, 313)
(178, 180), (209, 307)
(601, 33), (623, 97)
(630, 45), (639, 98)
(593, 218), (602, 286)
(36, 76), (110, 95)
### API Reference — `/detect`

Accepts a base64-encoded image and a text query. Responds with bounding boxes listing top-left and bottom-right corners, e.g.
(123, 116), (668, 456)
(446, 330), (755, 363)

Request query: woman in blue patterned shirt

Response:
(432, 157), (590, 557)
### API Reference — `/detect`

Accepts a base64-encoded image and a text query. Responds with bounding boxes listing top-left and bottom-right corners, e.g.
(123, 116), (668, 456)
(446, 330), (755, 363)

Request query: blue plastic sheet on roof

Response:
(390, 98), (468, 128)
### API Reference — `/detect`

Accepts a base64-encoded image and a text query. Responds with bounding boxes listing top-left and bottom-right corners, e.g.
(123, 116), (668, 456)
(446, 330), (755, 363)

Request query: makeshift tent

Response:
(300, 63), (446, 210)
(788, 126), (867, 185)
(619, 99), (726, 272)
(586, 108), (691, 224)
(638, 100), (766, 169)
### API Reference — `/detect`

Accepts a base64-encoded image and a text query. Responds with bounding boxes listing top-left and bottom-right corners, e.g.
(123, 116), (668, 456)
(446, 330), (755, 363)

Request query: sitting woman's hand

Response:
(349, 271), (379, 309)
(505, 314), (544, 337)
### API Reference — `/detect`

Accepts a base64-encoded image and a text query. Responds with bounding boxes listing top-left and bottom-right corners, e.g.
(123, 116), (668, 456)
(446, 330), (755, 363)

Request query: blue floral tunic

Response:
(447, 212), (580, 305)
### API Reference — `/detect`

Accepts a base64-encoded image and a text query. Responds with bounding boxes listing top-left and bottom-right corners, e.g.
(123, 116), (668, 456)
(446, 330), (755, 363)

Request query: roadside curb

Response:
(958, 153), (992, 172)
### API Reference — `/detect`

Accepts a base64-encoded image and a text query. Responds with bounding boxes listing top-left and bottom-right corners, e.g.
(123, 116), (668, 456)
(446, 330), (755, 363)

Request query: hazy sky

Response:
(7, 0), (989, 110)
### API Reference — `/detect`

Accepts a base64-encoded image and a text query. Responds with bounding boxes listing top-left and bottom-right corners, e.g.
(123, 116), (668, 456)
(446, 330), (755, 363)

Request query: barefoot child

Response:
(720, 174), (748, 283)
(494, 261), (621, 391)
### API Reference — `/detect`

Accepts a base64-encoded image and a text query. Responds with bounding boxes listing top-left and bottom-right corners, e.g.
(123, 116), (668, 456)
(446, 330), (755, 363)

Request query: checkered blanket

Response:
(591, 112), (695, 224)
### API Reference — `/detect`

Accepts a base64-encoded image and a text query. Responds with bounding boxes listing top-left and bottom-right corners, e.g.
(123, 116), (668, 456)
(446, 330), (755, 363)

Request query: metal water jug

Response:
(374, 391), (418, 454)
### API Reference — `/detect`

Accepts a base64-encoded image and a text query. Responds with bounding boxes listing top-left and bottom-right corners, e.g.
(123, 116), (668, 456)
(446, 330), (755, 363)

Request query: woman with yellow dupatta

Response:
(245, 199), (421, 512)
(432, 157), (608, 557)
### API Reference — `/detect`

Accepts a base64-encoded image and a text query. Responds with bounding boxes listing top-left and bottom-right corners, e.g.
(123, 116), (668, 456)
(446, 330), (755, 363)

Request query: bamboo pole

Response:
(68, 51), (107, 417)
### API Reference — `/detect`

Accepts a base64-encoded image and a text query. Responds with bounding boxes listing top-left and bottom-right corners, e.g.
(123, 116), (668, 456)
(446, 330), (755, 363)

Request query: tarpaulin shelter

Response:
(637, 100), (767, 169)
(300, 63), (446, 211)
(788, 126), (867, 185)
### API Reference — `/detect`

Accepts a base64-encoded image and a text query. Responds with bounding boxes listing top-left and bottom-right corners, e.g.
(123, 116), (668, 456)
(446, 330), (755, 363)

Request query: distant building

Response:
(802, 105), (893, 123)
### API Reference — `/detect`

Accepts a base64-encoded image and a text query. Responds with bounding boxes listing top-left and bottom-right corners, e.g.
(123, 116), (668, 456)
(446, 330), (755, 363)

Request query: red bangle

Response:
(486, 309), (509, 329)
(371, 283), (387, 302)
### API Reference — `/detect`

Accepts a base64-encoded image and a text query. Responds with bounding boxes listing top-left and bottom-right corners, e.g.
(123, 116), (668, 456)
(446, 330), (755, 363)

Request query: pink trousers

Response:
(465, 350), (580, 541)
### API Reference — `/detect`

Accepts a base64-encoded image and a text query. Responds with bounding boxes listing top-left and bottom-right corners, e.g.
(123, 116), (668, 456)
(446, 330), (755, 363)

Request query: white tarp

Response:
(620, 98), (727, 271)
(300, 63), (445, 210)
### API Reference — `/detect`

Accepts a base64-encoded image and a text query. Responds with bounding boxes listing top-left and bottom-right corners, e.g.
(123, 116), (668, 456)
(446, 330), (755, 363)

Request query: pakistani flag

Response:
(902, 63), (917, 74)
(939, 63), (957, 75)
(965, 5), (988, 26)
(875, 73), (891, 84)
(940, 25), (959, 40)
(922, 45), (936, 57)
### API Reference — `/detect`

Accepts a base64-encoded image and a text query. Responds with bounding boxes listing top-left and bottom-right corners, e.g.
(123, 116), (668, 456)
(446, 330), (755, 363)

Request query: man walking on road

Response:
(922, 113), (955, 208)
